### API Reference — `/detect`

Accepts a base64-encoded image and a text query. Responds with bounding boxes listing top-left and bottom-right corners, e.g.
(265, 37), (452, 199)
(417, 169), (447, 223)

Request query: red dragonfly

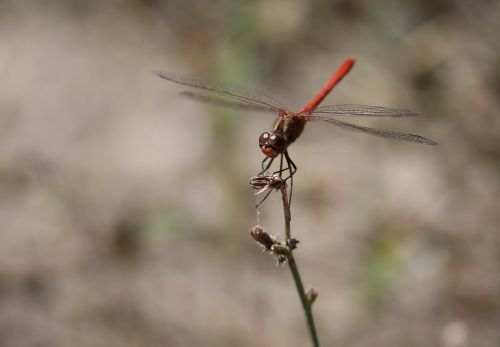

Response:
(154, 58), (436, 203)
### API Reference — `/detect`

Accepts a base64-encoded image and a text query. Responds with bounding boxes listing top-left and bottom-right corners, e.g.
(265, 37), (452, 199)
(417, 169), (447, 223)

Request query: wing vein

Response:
(313, 117), (437, 145)
(153, 71), (285, 112)
(309, 104), (420, 117)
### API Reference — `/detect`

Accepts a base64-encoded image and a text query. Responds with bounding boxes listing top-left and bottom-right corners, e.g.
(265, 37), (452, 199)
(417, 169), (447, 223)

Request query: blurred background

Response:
(1, 0), (499, 346)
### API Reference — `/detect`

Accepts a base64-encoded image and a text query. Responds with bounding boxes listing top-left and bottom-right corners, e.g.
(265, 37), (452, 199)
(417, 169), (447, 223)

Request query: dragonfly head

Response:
(259, 131), (287, 158)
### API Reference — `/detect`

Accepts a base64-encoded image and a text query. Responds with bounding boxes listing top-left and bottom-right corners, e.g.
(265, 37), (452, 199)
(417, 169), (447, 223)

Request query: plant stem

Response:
(288, 256), (320, 347)
(280, 185), (320, 347)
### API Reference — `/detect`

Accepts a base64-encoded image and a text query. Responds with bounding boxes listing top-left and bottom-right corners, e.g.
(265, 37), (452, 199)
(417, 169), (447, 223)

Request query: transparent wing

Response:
(312, 117), (437, 145)
(180, 91), (276, 113)
(153, 70), (285, 113)
(309, 104), (420, 117)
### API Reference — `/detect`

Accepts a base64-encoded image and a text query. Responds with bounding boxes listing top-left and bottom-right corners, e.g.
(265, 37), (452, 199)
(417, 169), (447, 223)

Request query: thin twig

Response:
(279, 184), (320, 347)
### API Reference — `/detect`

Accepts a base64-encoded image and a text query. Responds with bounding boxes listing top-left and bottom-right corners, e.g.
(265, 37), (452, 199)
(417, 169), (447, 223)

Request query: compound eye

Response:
(259, 132), (270, 147)
(269, 133), (286, 151)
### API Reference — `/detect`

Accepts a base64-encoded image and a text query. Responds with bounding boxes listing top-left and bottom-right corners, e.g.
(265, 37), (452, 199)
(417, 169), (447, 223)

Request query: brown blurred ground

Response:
(1, 1), (500, 346)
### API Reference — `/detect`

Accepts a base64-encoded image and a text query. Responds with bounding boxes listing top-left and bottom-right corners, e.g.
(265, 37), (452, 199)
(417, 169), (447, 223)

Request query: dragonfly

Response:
(153, 58), (436, 205)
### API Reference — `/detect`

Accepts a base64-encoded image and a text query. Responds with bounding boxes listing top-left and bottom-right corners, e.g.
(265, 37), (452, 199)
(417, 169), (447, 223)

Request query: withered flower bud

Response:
(271, 243), (291, 257)
(276, 254), (288, 264)
(306, 288), (318, 305)
(250, 225), (277, 251)
(287, 238), (300, 250)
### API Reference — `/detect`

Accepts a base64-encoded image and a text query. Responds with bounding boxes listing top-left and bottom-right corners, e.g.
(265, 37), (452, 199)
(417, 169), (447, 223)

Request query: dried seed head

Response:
(250, 174), (285, 195)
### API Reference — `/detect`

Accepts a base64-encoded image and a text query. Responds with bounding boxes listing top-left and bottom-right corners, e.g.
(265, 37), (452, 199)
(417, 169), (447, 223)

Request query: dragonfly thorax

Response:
(259, 131), (288, 158)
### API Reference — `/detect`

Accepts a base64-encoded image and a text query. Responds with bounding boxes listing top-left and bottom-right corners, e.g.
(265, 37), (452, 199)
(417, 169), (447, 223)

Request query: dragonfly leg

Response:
(284, 151), (297, 177)
(284, 151), (297, 207)
(270, 153), (291, 177)
(279, 153), (284, 178)
(260, 157), (274, 175)
(254, 153), (296, 207)
(255, 188), (274, 208)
